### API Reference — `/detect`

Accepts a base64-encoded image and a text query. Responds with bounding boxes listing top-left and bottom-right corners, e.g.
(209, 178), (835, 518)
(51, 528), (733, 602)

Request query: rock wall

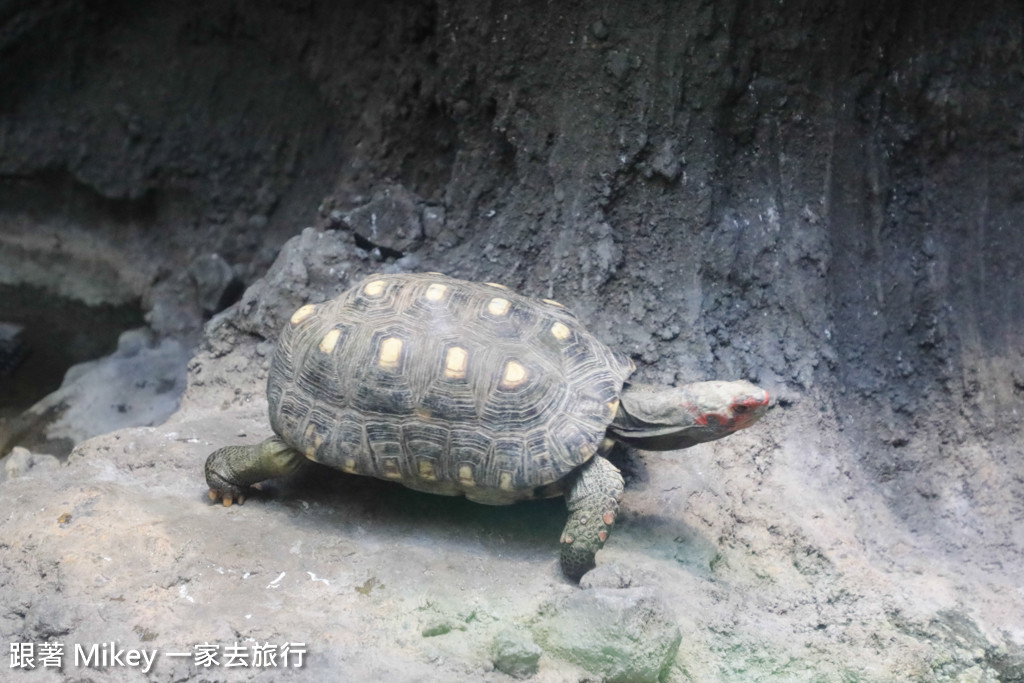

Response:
(1, 0), (1022, 680)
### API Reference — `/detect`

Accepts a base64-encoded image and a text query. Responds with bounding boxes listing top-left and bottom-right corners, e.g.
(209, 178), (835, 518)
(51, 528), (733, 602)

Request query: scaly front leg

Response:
(560, 455), (624, 582)
(205, 436), (305, 506)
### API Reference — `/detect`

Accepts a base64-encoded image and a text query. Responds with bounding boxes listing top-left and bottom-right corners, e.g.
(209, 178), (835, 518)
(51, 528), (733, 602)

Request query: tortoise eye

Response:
(733, 404), (749, 414)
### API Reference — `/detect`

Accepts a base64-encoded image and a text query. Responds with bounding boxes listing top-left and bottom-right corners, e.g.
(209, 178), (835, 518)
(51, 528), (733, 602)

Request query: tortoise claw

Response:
(208, 489), (245, 507)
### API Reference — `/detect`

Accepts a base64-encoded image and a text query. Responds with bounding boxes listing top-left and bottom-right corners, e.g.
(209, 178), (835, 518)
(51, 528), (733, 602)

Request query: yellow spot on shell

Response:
(543, 298), (565, 308)
(499, 471), (514, 491)
(500, 360), (528, 388)
(458, 464), (475, 486)
(290, 304), (316, 325)
(383, 460), (403, 479)
(484, 281), (508, 289)
(606, 398), (620, 418)
(444, 346), (468, 379)
(378, 337), (403, 369)
(303, 424), (324, 461)
(418, 460), (437, 481)
(363, 279), (387, 296)
(550, 321), (571, 340)
(424, 283), (448, 301)
(487, 297), (511, 316)
(342, 458), (358, 473)
(319, 329), (341, 353)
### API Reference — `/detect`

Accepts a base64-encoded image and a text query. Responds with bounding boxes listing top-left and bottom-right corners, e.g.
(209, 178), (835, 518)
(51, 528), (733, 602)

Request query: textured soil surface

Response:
(1, 1), (1023, 681)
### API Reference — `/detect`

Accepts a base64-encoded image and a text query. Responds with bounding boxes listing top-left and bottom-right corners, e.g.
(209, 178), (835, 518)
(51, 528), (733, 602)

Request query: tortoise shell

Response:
(266, 273), (634, 504)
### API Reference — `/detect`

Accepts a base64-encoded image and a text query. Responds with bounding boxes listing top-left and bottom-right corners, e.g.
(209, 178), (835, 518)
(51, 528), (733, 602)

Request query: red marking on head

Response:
(730, 389), (770, 429)
(603, 511), (616, 525)
(702, 411), (729, 429)
(598, 530), (608, 543)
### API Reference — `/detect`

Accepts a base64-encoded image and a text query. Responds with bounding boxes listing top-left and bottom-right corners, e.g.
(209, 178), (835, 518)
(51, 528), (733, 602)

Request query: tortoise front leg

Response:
(560, 455), (624, 581)
(205, 436), (305, 506)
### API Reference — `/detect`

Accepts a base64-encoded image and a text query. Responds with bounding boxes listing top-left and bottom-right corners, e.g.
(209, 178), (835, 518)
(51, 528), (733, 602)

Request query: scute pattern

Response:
(268, 273), (634, 503)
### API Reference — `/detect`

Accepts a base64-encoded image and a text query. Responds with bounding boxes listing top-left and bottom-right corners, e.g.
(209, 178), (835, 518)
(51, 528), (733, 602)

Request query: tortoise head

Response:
(609, 380), (770, 451)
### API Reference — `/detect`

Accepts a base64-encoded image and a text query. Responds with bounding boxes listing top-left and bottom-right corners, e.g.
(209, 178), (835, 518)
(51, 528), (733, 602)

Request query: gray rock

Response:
(8, 334), (190, 457)
(532, 587), (681, 683)
(2, 446), (35, 481)
(492, 628), (542, 679)
(0, 447), (59, 483)
(188, 252), (239, 315)
(605, 50), (636, 83)
(227, 227), (364, 341)
(649, 138), (681, 182)
(116, 327), (156, 357)
(342, 184), (424, 254)
(31, 453), (60, 471)
(422, 204), (447, 241)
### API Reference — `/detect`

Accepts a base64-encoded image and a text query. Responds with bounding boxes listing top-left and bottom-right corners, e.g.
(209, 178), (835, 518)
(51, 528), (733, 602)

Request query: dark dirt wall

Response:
(1, 0), (1022, 679)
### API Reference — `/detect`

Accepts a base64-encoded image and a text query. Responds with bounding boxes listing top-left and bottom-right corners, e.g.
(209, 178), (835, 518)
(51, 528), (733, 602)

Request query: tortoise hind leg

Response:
(560, 455), (624, 581)
(205, 436), (305, 506)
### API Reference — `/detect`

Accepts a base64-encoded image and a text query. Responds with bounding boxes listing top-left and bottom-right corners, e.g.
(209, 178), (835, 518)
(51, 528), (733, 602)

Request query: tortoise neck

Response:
(609, 384), (710, 451)
(608, 380), (769, 451)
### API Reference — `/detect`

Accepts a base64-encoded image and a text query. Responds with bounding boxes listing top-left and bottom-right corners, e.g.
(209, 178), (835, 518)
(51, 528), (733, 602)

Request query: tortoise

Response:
(205, 272), (769, 580)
